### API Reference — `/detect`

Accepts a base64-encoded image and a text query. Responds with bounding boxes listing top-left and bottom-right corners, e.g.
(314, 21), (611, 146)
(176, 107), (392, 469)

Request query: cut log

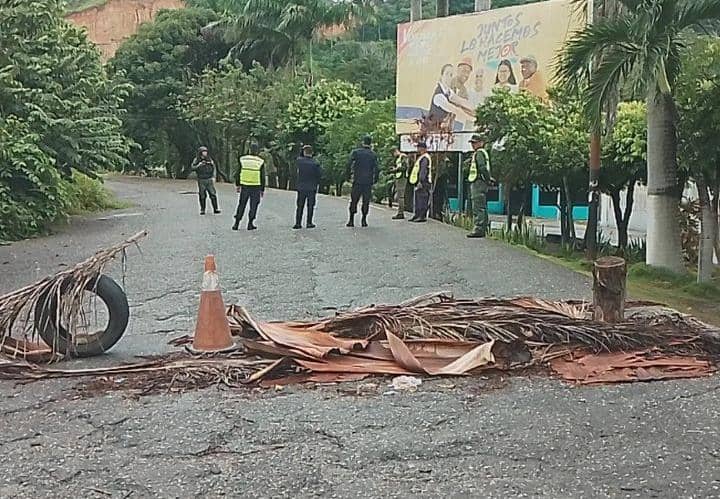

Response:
(593, 256), (627, 323)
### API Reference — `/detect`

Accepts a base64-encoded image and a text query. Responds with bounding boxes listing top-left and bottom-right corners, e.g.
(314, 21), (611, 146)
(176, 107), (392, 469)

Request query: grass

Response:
(64, 0), (109, 14)
(444, 214), (720, 326)
(64, 173), (132, 215)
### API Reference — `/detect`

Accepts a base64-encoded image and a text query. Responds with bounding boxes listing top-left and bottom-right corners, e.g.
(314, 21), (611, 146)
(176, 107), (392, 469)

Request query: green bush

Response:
(65, 173), (127, 215)
(0, 118), (67, 241)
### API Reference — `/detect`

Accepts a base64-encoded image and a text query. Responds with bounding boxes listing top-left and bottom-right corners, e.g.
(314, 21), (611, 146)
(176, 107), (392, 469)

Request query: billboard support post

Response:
(458, 153), (464, 215)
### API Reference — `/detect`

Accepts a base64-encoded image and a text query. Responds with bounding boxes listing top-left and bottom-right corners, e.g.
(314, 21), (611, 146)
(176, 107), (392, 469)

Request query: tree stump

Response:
(593, 256), (627, 323)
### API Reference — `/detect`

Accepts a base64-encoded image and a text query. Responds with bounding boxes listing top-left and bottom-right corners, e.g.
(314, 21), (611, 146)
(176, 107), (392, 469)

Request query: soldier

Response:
(409, 142), (432, 223)
(232, 142), (266, 231)
(346, 135), (379, 228)
(294, 145), (323, 229)
(259, 146), (277, 188)
(390, 147), (410, 220)
(466, 134), (493, 238)
(190, 146), (221, 215)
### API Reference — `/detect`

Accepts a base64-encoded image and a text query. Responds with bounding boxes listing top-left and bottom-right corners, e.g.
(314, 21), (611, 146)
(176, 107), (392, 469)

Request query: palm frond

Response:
(555, 15), (637, 91)
(676, 0), (720, 30)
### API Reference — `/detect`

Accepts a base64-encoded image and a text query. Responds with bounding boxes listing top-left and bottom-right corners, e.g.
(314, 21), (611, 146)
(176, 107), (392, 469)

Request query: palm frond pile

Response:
(1, 274), (719, 392)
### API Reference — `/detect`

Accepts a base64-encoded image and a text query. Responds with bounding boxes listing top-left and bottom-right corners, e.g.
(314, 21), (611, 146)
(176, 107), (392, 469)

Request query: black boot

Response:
(199, 198), (206, 215)
(293, 209), (303, 229)
(361, 215), (368, 227)
(306, 206), (315, 228)
(232, 218), (239, 231)
(247, 220), (257, 231)
(210, 195), (221, 214)
(346, 213), (355, 227)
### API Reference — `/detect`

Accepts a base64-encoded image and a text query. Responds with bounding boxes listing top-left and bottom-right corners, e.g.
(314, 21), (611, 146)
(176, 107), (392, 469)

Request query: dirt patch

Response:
(65, 0), (185, 60)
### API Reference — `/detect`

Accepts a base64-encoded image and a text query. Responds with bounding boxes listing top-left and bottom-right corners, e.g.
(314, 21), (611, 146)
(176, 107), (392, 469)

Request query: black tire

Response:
(34, 274), (130, 358)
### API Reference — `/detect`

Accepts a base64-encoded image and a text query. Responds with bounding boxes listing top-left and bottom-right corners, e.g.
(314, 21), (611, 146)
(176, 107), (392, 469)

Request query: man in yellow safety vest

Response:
(390, 147), (410, 220)
(232, 142), (266, 231)
(409, 141), (432, 223)
(467, 134), (493, 238)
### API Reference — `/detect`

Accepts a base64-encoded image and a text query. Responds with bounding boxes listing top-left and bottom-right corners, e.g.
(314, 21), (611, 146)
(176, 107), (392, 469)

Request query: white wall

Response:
(600, 182), (699, 234)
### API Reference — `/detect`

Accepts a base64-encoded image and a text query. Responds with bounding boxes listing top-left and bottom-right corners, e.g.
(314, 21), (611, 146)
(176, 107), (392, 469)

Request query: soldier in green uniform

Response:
(260, 147), (277, 188)
(466, 134), (493, 238)
(391, 147), (410, 220)
(190, 146), (221, 215)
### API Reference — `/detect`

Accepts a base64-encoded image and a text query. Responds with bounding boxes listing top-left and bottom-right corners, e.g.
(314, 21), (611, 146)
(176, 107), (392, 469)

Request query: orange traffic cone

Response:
(192, 255), (234, 352)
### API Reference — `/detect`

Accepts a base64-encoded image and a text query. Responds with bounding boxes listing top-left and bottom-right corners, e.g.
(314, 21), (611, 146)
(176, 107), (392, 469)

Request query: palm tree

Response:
(557, 0), (720, 272)
(203, 0), (374, 73)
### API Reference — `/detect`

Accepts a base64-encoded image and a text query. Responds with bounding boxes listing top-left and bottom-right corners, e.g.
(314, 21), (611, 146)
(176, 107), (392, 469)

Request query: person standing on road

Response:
(294, 145), (323, 229)
(260, 146), (277, 189)
(390, 147), (410, 220)
(346, 135), (379, 228)
(190, 146), (221, 215)
(232, 142), (265, 231)
(466, 134), (494, 238)
(409, 142), (432, 223)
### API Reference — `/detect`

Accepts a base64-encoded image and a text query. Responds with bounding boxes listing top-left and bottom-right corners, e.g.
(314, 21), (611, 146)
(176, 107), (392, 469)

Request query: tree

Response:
(0, 117), (66, 240)
(540, 88), (589, 246)
(601, 101), (647, 251)
(193, 0), (373, 73)
(319, 99), (394, 194)
(1, 0), (131, 178)
(475, 88), (551, 229)
(352, 0), (538, 41)
(676, 37), (720, 282)
(108, 8), (230, 176)
(312, 40), (396, 99)
(557, 0), (720, 272)
(286, 79), (366, 147)
(1, 0), (131, 239)
(179, 64), (304, 180)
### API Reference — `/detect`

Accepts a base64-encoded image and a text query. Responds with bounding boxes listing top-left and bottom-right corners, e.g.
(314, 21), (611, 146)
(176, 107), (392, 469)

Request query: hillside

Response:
(65, 0), (185, 59)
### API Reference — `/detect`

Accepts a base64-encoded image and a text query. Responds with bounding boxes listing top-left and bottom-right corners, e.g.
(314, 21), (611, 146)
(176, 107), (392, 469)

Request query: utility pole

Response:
(475, 0), (491, 11)
(586, 0), (600, 259)
(410, 0), (422, 21)
(437, 0), (449, 17)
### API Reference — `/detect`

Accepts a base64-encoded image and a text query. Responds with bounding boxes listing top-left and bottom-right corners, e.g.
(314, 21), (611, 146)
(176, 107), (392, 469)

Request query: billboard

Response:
(396, 0), (583, 152)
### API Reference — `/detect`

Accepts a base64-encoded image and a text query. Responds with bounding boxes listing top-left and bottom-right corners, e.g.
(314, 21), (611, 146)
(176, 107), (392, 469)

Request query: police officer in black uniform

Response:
(346, 135), (379, 228)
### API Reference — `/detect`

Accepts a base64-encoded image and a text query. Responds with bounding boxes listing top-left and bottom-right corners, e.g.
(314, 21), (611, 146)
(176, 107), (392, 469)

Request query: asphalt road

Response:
(1, 177), (718, 498)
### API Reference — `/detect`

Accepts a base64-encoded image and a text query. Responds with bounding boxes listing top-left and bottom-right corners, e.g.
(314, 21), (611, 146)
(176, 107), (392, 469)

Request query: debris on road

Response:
(1, 292), (718, 396)
(550, 350), (715, 384)
(391, 375), (423, 391)
(0, 231), (147, 360)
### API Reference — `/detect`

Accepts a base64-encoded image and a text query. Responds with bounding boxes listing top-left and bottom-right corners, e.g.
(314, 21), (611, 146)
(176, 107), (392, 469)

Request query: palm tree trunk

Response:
(437, 0), (449, 17)
(410, 0), (422, 21)
(646, 91), (684, 272)
(697, 177), (716, 283)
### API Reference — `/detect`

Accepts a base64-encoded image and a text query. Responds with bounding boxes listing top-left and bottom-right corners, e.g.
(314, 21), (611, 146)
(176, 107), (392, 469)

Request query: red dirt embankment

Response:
(66, 0), (185, 60)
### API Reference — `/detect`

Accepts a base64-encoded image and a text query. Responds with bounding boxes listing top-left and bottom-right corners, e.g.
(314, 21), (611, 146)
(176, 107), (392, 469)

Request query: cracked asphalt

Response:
(1, 177), (719, 498)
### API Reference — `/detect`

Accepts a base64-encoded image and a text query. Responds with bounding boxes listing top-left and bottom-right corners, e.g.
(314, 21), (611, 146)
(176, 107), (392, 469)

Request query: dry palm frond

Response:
(229, 293), (720, 357)
(0, 231), (147, 356)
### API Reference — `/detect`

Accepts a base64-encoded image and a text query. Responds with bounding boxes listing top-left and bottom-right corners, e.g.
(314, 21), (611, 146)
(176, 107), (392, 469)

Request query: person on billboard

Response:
(468, 69), (488, 108)
(494, 59), (518, 92)
(450, 57), (473, 100)
(426, 64), (474, 132)
(519, 55), (549, 101)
